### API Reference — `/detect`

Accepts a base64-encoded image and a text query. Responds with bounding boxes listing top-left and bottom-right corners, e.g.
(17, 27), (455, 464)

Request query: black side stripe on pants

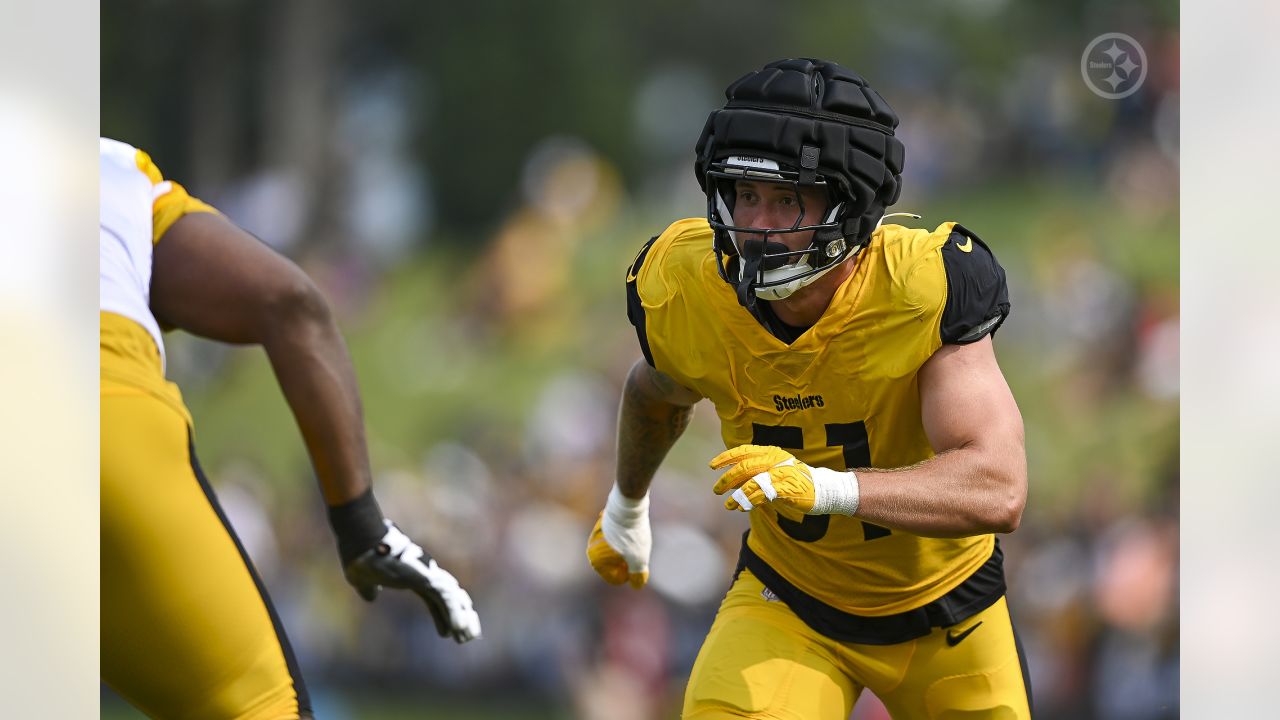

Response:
(187, 433), (313, 716)
(1011, 609), (1035, 715)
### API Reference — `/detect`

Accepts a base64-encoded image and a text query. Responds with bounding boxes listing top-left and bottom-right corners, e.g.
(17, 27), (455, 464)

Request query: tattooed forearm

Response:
(615, 360), (698, 499)
(667, 404), (694, 442)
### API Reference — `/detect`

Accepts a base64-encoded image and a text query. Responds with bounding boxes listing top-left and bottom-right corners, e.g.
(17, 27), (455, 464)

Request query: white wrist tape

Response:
(809, 467), (860, 516)
(601, 486), (651, 573)
(604, 485), (649, 519)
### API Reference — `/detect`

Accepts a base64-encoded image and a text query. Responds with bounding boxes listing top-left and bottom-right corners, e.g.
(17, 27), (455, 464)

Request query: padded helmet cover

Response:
(695, 58), (906, 261)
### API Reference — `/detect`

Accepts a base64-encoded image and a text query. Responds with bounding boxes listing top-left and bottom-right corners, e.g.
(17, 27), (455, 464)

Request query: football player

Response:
(100, 138), (481, 719)
(587, 59), (1032, 718)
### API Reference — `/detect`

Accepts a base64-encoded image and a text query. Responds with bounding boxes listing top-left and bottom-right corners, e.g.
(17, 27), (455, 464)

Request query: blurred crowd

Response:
(104, 2), (1177, 718)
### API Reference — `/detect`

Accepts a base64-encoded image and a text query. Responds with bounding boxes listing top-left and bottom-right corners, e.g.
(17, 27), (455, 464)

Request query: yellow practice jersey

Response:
(100, 138), (217, 419)
(627, 218), (1011, 621)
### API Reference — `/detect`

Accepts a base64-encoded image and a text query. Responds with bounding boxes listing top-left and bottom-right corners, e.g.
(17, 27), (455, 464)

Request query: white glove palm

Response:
(344, 520), (482, 643)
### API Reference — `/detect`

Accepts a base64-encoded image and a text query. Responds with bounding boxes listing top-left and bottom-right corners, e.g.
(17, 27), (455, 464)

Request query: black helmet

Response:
(694, 58), (905, 308)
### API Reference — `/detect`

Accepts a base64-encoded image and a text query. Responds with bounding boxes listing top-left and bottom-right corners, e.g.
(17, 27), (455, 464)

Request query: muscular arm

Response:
(149, 212), (481, 639)
(615, 359), (701, 499)
(853, 337), (1027, 537)
(149, 211), (371, 506)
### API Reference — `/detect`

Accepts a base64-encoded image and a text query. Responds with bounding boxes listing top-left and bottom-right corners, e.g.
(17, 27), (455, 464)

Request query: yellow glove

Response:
(585, 487), (651, 589)
(710, 444), (861, 516)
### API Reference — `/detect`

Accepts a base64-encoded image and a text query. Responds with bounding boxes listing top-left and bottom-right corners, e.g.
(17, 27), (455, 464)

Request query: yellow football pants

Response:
(102, 355), (308, 718)
(683, 569), (1032, 720)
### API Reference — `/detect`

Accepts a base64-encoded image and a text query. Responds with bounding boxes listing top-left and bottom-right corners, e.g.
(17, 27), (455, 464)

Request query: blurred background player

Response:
(100, 137), (481, 719)
(587, 58), (1032, 718)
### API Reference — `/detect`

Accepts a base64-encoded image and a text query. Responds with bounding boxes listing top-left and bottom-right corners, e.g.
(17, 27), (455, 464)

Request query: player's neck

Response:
(769, 257), (858, 327)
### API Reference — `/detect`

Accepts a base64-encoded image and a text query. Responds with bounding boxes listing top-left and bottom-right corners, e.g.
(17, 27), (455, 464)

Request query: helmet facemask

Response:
(706, 155), (860, 309)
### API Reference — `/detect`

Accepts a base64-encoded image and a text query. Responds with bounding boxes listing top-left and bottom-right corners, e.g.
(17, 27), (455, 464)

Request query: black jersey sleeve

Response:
(940, 224), (1011, 344)
(625, 235), (659, 366)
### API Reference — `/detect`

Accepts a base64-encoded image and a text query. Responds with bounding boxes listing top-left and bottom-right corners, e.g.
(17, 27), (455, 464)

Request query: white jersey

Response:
(99, 138), (215, 372)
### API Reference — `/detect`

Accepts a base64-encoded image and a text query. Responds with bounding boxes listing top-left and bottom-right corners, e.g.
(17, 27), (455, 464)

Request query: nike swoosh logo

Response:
(956, 314), (1003, 343)
(955, 236), (973, 253)
(945, 620), (983, 646)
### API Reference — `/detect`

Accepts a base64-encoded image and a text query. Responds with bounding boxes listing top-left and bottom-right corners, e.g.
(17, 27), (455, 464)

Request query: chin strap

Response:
(736, 250), (763, 311)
